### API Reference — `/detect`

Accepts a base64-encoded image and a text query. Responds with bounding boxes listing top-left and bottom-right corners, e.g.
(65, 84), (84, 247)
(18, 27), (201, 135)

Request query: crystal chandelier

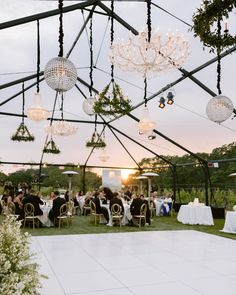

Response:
(110, 28), (190, 77)
(45, 120), (77, 136)
(110, 0), (189, 77)
(137, 107), (155, 135)
(27, 92), (49, 121)
(44, 0), (77, 92)
(206, 95), (233, 123)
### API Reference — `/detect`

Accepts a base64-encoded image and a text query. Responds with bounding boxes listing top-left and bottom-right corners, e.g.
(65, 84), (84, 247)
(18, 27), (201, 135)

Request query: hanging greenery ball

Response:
(206, 95), (234, 123)
(192, 0), (236, 51)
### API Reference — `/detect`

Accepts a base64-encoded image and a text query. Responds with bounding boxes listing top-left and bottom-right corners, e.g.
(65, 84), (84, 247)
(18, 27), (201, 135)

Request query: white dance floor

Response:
(31, 230), (236, 295)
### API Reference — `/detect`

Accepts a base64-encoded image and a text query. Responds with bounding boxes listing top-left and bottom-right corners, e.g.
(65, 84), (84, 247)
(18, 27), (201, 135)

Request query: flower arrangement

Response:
(43, 138), (60, 154)
(0, 216), (45, 295)
(192, 0), (236, 51)
(86, 131), (106, 148)
(93, 81), (132, 116)
(11, 122), (35, 142)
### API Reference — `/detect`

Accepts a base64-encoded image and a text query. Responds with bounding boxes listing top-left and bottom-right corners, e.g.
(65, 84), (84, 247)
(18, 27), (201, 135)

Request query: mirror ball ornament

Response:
(206, 95), (234, 124)
(44, 57), (77, 92)
(82, 96), (96, 116)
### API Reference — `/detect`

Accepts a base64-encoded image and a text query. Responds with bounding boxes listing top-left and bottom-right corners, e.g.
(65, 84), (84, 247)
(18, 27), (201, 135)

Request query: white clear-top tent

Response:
(0, 0), (236, 202)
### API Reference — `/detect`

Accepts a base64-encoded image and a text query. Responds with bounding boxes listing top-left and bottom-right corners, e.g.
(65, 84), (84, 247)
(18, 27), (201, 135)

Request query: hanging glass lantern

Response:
(206, 95), (234, 123)
(99, 149), (110, 162)
(27, 92), (49, 121)
(137, 107), (155, 135)
(44, 57), (77, 92)
(82, 96), (96, 116)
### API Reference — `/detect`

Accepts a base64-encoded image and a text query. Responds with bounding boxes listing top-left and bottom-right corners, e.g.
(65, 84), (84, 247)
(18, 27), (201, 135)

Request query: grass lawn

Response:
(1, 213), (235, 240)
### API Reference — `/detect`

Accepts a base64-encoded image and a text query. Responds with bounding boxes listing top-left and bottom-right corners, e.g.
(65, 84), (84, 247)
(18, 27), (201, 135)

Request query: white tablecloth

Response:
(221, 211), (236, 234)
(38, 204), (54, 227)
(177, 205), (214, 225)
(154, 199), (164, 216)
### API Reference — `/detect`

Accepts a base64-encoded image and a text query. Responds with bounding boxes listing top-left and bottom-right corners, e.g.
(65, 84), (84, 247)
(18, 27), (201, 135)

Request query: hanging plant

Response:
(11, 122), (35, 142)
(43, 138), (60, 154)
(192, 0), (236, 51)
(93, 82), (132, 116)
(86, 131), (106, 148)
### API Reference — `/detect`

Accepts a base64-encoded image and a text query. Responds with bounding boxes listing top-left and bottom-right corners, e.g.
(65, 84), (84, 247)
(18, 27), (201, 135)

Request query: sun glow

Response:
(121, 169), (135, 180)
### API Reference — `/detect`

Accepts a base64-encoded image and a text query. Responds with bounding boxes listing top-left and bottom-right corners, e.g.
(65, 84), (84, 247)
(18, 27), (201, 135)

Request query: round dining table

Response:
(177, 204), (214, 226)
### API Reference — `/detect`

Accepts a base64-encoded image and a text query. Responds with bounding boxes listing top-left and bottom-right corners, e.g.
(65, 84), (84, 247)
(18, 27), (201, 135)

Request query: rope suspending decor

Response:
(82, 15), (97, 116)
(137, 0), (155, 136)
(93, 0), (132, 117)
(193, 0), (235, 123)
(44, 0), (77, 92)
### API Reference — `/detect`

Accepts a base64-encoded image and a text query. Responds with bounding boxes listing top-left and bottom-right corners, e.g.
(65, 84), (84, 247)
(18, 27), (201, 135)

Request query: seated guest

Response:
(102, 187), (113, 204)
(110, 192), (124, 215)
(14, 190), (24, 216)
(92, 191), (109, 223)
(140, 194), (151, 225)
(49, 191), (66, 222)
(22, 190), (44, 216)
(130, 194), (143, 216)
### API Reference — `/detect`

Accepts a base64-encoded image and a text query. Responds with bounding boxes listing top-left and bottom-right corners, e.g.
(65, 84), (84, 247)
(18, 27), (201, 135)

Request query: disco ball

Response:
(44, 57), (77, 92)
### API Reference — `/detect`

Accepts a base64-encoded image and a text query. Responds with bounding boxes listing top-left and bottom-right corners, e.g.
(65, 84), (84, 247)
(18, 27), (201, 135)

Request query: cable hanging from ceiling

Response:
(83, 14), (97, 116)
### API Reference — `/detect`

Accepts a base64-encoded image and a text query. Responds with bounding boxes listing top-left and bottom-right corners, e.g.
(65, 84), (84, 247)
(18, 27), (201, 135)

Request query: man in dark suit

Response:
(92, 191), (109, 223)
(49, 191), (66, 222)
(130, 195), (143, 216)
(140, 194), (151, 225)
(22, 190), (44, 216)
(109, 192), (124, 215)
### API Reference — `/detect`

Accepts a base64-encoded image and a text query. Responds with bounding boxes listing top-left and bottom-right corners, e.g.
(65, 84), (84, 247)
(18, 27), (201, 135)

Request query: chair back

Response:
(111, 203), (122, 216)
(59, 203), (68, 217)
(140, 203), (147, 216)
(8, 201), (16, 215)
(67, 201), (74, 215)
(90, 200), (97, 214)
(24, 203), (35, 217)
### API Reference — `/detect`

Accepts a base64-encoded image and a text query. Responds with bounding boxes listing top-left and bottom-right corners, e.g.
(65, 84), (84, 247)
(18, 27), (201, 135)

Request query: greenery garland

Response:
(192, 0), (236, 51)
(86, 131), (106, 148)
(11, 122), (35, 142)
(93, 82), (132, 116)
(43, 139), (60, 154)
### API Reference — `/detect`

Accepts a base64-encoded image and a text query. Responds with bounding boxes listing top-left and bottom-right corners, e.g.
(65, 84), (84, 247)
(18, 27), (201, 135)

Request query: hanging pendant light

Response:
(44, 0), (77, 92)
(99, 149), (110, 162)
(27, 20), (49, 121)
(205, 19), (234, 124)
(83, 96), (97, 116)
(27, 92), (49, 121)
(206, 95), (233, 123)
(137, 106), (155, 135)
